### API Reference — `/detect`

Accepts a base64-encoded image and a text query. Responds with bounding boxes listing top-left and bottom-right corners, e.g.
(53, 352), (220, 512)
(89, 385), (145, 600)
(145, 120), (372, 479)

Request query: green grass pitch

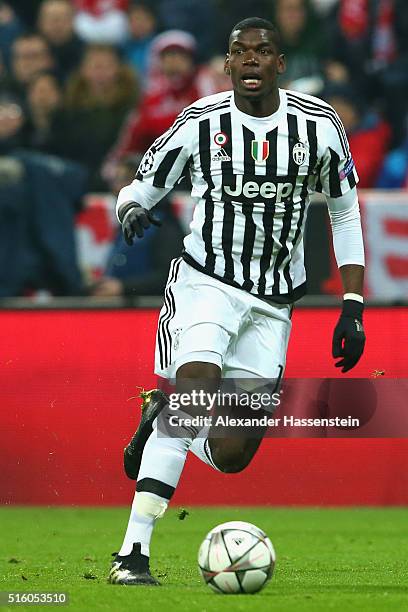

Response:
(1, 507), (407, 611)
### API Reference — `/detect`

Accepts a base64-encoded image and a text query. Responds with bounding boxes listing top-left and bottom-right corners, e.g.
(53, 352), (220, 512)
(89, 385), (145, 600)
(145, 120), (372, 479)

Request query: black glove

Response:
(120, 202), (161, 245)
(332, 299), (366, 373)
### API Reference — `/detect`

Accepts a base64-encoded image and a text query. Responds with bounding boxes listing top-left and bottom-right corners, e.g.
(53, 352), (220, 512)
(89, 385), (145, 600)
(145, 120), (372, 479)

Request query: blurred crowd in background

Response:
(1, 0), (408, 298)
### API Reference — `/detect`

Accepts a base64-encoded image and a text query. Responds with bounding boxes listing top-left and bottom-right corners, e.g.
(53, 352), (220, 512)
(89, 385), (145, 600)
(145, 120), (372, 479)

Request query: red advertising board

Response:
(0, 308), (407, 506)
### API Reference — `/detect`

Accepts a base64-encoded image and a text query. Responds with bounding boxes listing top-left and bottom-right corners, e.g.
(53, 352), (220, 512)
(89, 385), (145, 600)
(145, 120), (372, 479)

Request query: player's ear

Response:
(277, 54), (286, 75)
(224, 53), (230, 75)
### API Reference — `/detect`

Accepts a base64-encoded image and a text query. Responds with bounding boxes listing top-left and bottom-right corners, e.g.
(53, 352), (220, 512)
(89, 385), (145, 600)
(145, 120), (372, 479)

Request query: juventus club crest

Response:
(292, 141), (307, 165)
(251, 140), (269, 162)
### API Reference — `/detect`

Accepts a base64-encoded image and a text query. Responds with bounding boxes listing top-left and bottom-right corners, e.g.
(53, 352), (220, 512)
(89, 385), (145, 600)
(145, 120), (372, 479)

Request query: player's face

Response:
(225, 29), (285, 100)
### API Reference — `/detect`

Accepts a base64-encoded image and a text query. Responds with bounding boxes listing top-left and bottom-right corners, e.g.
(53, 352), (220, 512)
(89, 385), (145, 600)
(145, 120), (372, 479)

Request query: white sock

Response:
(137, 415), (194, 486)
(119, 411), (196, 558)
(119, 492), (160, 557)
(189, 436), (220, 471)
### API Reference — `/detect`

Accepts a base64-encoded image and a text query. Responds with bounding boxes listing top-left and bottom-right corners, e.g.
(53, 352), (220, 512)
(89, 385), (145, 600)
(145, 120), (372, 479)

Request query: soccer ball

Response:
(198, 521), (275, 594)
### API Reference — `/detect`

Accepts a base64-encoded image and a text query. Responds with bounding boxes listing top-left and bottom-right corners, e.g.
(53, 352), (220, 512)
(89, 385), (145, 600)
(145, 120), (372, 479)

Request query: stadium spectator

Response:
(121, 1), (159, 79)
(155, 0), (217, 61)
(311, 0), (339, 15)
(328, 0), (408, 145)
(89, 156), (185, 297)
(273, 0), (328, 90)
(25, 72), (63, 150)
(0, 94), (27, 151)
(7, 33), (54, 100)
(0, 2), (24, 70)
(376, 137), (408, 188)
(196, 54), (232, 98)
(6, 0), (43, 29)
(37, 0), (85, 83)
(323, 82), (391, 188)
(0, 95), (87, 297)
(46, 44), (139, 190)
(103, 31), (204, 176)
(211, 0), (274, 56)
(73, 0), (129, 45)
(0, 50), (9, 93)
(328, 0), (403, 83)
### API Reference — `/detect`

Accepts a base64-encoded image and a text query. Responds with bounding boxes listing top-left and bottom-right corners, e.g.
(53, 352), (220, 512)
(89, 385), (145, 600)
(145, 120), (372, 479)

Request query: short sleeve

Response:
(315, 109), (359, 198)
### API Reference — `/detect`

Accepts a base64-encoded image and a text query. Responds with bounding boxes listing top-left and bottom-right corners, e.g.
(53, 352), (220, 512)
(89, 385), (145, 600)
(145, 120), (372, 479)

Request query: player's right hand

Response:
(121, 203), (161, 245)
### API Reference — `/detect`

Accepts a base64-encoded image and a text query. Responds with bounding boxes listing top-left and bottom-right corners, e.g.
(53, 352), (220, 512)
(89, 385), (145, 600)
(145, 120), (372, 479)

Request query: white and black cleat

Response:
(124, 389), (168, 480)
(108, 543), (160, 586)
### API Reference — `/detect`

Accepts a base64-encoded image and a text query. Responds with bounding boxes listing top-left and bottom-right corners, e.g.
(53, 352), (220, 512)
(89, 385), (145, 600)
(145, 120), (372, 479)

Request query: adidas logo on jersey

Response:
(212, 148), (231, 162)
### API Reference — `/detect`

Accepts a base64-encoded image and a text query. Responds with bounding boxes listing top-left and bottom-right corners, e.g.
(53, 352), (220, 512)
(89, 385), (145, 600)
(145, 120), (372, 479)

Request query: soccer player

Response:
(108, 17), (365, 585)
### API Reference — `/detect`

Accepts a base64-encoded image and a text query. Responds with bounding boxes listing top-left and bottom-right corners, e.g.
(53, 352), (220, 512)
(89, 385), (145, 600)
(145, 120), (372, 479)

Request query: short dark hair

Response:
(129, 0), (157, 16)
(229, 17), (281, 51)
(13, 31), (49, 48)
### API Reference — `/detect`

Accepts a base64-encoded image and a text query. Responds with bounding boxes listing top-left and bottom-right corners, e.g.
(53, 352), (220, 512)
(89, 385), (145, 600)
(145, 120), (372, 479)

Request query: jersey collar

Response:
(230, 88), (287, 123)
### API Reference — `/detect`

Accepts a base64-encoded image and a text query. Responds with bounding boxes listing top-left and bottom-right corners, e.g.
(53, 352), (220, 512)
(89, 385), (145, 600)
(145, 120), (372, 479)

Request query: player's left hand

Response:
(332, 299), (366, 373)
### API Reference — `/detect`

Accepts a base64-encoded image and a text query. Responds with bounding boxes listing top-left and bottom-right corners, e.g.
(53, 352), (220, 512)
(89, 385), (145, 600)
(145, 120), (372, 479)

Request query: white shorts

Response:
(154, 258), (292, 381)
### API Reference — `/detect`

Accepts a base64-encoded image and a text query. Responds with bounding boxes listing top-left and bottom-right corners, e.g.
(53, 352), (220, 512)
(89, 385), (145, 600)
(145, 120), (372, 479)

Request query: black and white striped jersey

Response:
(117, 88), (359, 302)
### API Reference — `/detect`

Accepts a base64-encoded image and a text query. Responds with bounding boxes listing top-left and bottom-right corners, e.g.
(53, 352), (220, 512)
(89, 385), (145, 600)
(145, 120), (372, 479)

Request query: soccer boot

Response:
(124, 389), (168, 480)
(108, 543), (160, 586)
